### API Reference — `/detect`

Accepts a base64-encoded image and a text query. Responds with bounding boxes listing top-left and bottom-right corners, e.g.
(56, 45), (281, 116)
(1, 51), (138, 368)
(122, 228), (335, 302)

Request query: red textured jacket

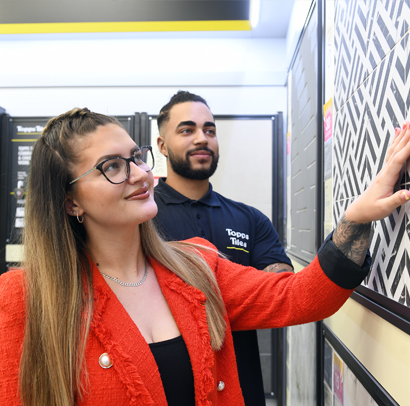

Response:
(0, 237), (369, 405)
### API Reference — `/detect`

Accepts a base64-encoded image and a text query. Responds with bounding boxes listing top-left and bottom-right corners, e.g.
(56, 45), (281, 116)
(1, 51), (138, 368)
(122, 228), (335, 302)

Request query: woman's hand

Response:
(333, 123), (410, 266)
(345, 123), (410, 224)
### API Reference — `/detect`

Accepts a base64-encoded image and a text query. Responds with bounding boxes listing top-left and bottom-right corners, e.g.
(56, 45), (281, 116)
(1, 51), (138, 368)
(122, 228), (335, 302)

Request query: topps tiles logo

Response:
(226, 228), (249, 250)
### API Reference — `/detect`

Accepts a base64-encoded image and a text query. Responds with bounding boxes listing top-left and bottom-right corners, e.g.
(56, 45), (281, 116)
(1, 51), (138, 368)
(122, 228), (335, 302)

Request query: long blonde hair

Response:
(20, 108), (226, 406)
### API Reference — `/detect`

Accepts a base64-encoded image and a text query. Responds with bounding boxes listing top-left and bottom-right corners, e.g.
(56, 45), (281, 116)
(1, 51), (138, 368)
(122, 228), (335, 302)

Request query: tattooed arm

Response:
(264, 263), (294, 273)
(332, 216), (371, 267)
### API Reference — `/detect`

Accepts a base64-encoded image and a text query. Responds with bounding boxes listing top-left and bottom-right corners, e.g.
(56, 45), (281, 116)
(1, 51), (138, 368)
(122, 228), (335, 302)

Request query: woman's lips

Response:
(126, 186), (149, 200)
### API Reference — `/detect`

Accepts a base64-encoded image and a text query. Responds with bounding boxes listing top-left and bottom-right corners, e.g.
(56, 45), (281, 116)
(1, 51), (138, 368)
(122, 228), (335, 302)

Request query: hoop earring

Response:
(77, 212), (84, 223)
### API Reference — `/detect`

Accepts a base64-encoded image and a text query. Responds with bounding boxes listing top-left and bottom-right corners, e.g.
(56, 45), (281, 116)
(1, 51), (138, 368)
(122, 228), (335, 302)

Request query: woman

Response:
(0, 108), (408, 406)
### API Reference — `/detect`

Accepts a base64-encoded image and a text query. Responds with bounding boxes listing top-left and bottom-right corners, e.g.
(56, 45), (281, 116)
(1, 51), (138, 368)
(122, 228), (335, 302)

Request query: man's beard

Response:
(168, 146), (219, 180)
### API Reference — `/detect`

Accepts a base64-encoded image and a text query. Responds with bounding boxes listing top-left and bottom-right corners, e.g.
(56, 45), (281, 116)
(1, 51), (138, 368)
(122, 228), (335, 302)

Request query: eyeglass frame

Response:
(69, 145), (155, 185)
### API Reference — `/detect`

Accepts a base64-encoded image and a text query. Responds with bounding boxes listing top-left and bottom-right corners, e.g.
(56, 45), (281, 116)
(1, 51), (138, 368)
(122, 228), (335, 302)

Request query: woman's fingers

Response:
(385, 127), (403, 163)
(373, 189), (410, 221)
(344, 122), (410, 224)
(386, 122), (410, 165)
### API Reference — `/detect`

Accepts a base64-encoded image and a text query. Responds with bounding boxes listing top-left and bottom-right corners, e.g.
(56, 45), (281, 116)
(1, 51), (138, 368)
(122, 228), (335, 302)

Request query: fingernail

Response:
(395, 127), (401, 135)
(403, 121), (409, 129)
(403, 191), (410, 201)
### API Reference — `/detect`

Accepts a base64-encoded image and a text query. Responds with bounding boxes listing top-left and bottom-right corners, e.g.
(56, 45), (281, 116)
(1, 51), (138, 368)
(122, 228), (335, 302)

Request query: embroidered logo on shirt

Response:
(225, 228), (249, 253)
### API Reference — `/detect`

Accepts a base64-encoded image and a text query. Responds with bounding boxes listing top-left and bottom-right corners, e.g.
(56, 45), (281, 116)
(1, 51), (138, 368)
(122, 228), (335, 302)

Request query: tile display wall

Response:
(333, 0), (410, 306)
(286, 4), (319, 405)
(324, 340), (378, 406)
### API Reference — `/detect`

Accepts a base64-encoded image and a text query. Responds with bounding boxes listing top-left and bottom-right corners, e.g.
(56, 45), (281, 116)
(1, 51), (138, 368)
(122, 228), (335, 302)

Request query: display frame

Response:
(317, 0), (410, 404)
(321, 323), (399, 406)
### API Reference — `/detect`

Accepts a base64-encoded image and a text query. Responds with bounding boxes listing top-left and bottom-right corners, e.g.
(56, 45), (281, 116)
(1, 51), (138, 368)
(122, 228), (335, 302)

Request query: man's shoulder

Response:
(154, 177), (168, 197)
(211, 190), (267, 219)
(154, 179), (180, 207)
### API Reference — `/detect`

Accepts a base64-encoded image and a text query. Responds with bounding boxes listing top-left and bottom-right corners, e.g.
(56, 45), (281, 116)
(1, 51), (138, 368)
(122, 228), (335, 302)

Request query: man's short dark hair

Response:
(157, 91), (209, 131)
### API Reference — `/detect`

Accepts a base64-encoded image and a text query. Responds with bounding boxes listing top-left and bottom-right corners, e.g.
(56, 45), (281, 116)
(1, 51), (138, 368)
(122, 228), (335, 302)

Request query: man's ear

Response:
(157, 136), (168, 157)
(65, 196), (84, 217)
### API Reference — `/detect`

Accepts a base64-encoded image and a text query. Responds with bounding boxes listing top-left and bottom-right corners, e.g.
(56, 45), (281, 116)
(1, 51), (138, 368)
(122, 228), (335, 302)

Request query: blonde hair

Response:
(20, 108), (226, 406)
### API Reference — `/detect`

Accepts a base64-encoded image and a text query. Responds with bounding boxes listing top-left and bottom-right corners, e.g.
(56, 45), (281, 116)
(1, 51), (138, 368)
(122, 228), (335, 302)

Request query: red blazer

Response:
(0, 238), (357, 405)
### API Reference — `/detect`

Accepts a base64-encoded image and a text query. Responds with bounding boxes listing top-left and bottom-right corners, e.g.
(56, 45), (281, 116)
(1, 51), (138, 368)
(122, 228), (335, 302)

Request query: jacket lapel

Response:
(151, 258), (216, 406)
(91, 263), (167, 405)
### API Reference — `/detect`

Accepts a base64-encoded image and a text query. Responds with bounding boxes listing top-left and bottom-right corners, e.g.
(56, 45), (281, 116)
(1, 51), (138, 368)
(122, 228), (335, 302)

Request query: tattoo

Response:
(333, 214), (372, 266)
(264, 263), (294, 274)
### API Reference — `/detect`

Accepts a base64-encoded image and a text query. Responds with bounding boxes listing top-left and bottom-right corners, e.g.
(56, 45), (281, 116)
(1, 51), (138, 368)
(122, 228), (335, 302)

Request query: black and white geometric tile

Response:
(334, 0), (410, 110)
(366, 0), (410, 71)
(333, 0), (410, 306)
(334, 0), (369, 112)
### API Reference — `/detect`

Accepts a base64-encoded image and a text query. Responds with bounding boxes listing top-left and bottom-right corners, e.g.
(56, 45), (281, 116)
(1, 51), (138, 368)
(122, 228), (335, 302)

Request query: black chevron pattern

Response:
(333, 0), (410, 306)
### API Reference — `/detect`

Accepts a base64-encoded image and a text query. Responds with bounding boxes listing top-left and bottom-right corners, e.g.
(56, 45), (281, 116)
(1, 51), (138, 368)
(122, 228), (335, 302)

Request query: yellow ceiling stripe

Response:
(0, 20), (251, 35)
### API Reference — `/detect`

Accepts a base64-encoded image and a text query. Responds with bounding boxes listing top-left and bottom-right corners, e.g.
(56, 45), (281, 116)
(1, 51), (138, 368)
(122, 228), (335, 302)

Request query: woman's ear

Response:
(65, 196), (83, 217)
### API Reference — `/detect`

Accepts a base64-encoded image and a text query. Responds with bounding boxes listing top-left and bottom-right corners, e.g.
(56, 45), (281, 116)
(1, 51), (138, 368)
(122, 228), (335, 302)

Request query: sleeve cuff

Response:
(317, 231), (371, 289)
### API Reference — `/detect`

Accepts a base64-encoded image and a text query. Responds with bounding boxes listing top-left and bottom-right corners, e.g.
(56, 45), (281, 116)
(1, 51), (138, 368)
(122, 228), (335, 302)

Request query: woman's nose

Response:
(128, 161), (148, 183)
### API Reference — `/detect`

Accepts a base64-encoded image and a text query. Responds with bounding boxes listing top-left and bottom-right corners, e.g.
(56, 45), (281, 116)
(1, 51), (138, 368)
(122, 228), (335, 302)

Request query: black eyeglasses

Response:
(69, 146), (155, 185)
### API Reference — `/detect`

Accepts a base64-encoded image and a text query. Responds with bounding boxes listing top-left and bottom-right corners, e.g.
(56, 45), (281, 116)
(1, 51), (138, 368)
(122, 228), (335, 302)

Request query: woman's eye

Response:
(104, 160), (120, 172)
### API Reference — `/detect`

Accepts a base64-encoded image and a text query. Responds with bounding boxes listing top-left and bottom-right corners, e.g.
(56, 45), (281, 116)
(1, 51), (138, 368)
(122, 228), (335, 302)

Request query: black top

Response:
(153, 178), (293, 406)
(149, 335), (195, 406)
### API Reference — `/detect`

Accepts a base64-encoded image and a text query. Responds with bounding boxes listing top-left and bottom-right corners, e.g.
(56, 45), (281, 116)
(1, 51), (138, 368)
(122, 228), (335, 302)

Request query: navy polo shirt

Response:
(153, 178), (292, 406)
(153, 178), (292, 270)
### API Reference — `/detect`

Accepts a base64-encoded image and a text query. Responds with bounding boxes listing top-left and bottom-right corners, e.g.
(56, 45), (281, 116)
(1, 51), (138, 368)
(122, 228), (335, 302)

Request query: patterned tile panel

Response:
(333, 3), (410, 306)
(368, 208), (410, 305)
(365, 42), (406, 180)
(333, 91), (367, 208)
(334, 0), (369, 111)
(366, 0), (404, 70)
(334, 0), (410, 110)
(365, 33), (408, 305)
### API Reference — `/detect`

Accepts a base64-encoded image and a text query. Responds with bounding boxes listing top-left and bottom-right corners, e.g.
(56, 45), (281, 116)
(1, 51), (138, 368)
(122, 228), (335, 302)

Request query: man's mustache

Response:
(186, 146), (215, 158)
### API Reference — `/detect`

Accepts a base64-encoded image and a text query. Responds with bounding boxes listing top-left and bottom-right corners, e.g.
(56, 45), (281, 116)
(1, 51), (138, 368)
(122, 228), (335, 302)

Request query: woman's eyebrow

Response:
(94, 145), (138, 166)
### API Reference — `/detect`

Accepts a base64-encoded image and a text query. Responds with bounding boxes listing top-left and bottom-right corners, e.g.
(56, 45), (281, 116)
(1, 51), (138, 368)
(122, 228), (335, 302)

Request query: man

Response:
(153, 91), (293, 405)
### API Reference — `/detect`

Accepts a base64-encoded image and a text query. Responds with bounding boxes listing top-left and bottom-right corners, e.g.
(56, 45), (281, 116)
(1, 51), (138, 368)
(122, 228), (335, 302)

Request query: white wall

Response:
(0, 35), (287, 117)
(0, 86), (286, 117)
(0, 38), (287, 87)
(0, 35), (286, 115)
